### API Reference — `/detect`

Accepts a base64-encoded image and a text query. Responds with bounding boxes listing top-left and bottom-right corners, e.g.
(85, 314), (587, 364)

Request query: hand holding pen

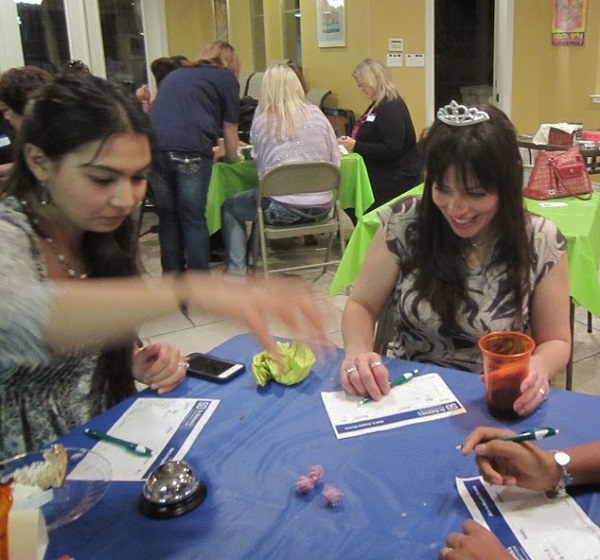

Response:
(458, 426), (563, 492)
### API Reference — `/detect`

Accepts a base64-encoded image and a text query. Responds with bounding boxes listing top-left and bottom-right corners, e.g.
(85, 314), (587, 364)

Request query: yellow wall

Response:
(163, 0), (215, 61)
(513, 0), (600, 133)
(166, 0), (600, 134)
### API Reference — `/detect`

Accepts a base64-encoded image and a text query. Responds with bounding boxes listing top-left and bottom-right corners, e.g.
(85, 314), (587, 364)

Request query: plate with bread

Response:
(1, 443), (112, 530)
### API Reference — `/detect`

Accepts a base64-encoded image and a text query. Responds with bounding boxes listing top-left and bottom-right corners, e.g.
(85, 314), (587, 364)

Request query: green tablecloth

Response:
(329, 186), (600, 318)
(206, 153), (374, 234)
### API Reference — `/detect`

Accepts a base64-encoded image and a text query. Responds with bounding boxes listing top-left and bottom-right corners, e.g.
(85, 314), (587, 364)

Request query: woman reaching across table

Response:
(0, 75), (329, 460)
(439, 426), (600, 559)
(339, 101), (570, 417)
(337, 58), (422, 211)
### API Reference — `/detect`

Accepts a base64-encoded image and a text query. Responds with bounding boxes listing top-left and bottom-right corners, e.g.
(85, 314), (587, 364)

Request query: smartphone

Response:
(185, 352), (245, 383)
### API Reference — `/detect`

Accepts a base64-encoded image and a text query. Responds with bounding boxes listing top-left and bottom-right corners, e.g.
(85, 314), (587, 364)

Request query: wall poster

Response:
(317, 0), (345, 48)
(552, 0), (587, 46)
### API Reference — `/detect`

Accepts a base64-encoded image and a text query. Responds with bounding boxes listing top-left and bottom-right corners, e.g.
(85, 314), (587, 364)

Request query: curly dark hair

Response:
(0, 66), (52, 115)
(5, 75), (155, 409)
(402, 104), (530, 333)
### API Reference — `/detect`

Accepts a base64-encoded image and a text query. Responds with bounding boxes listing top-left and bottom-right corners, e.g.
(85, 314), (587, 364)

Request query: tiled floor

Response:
(138, 213), (600, 398)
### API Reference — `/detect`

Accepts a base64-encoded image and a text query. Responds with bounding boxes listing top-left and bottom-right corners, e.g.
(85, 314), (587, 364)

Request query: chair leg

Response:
(588, 311), (593, 333)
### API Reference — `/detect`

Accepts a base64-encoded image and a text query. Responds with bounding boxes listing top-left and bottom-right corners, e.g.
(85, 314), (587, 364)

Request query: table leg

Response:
(566, 298), (574, 391)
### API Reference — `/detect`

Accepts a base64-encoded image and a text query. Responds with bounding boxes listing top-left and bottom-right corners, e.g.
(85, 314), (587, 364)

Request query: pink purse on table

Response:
(524, 147), (592, 200)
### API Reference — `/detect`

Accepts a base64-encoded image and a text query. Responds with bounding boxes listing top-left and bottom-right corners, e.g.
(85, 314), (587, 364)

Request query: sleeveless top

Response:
(380, 196), (567, 372)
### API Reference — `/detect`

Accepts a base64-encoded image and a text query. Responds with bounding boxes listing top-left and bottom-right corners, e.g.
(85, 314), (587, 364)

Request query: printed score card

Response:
(321, 373), (465, 440)
(457, 476), (600, 559)
(70, 398), (219, 481)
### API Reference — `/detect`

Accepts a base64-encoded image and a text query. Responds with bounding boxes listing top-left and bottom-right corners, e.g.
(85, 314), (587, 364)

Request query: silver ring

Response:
(370, 361), (383, 368)
(346, 366), (357, 374)
(178, 361), (190, 368)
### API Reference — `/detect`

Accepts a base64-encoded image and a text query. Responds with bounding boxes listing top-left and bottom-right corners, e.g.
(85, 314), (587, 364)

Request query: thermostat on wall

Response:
(388, 38), (404, 52)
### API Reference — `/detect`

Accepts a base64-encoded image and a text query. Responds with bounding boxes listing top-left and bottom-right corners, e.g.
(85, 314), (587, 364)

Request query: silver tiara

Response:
(437, 100), (490, 127)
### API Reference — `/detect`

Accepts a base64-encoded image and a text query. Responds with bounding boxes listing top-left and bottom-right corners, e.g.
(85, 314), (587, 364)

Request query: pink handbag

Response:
(524, 147), (592, 200)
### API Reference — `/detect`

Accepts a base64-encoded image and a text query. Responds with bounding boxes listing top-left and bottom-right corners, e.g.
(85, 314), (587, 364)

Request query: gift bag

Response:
(524, 147), (592, 200)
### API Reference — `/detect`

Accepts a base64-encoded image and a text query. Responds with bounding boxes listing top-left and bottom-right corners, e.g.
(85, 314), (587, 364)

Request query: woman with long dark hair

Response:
(339, 102), (570, 417)
(0, 75), (328, 459)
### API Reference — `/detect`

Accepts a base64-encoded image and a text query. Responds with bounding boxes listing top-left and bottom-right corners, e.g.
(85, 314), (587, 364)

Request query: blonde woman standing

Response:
(338, 58), (422, 209)
(222, 63), (340, 275)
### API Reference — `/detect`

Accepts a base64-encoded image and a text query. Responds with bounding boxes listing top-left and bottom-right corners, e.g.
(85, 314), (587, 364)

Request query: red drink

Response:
(479, 332), (535, 420)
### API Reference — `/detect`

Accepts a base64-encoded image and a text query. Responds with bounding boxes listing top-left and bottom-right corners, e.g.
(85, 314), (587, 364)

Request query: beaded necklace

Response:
(21, 200), (88, 279)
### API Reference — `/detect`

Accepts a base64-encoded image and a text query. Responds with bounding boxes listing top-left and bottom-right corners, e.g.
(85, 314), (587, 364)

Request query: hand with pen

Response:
(458, 426), (562, 491)
(442, 426), (600, 559)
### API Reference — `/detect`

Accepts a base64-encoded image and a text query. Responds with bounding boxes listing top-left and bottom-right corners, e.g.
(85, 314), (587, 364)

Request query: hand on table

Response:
(340, 352), (390, 400)
(133, 342), (188, 394)
(337, 136), (356, 152)
(459, 426), (559, 491)
(439, 519), (512, 560)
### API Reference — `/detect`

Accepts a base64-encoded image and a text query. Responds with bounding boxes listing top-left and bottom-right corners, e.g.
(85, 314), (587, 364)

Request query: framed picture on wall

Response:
(317, 0), (346, 48)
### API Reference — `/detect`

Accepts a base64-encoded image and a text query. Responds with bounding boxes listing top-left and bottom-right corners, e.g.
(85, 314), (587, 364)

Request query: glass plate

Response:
(0, 446), (112, 531)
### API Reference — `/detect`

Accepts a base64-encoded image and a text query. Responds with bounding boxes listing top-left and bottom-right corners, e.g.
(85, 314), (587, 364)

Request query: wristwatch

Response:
(546, 450), (573, 498)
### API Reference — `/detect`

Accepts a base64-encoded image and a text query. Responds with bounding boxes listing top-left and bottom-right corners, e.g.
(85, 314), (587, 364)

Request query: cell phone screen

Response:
(186, 353), (245, 383)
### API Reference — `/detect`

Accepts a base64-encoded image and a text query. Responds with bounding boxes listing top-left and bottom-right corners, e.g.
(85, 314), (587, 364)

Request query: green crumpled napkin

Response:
(251, 341), (316, 387)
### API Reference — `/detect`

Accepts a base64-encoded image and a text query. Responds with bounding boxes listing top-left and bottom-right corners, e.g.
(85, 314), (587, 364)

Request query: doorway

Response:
(425, 0), (513, 124)
(434, 0), (494, 110)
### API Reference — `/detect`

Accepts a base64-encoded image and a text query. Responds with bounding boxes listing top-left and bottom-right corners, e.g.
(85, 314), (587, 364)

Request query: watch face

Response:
(555, 451), (571, 467)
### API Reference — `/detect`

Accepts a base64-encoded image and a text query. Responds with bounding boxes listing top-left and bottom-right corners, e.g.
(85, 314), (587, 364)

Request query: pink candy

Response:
(322, 484), (343, 507)
(295, 475), (315, 495)
(295, 464), (325, 495)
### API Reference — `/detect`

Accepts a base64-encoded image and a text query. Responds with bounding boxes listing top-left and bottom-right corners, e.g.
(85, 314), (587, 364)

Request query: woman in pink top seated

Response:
(221, 62), (340, 274)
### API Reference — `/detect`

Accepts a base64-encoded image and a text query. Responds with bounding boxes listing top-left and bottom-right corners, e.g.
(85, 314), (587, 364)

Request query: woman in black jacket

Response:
(338, 58), (422, 210)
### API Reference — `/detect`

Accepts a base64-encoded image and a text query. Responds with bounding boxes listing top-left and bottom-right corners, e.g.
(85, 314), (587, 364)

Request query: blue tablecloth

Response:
(47, 334), (600, 559)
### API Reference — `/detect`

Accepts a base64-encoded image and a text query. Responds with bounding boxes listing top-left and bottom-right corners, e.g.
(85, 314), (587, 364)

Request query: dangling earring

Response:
(37, 180), (52, 205)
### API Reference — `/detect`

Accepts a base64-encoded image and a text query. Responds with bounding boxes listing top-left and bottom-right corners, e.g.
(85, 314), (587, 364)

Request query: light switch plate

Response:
(386, 53), (403, 67)
(405, 54), (424, 67)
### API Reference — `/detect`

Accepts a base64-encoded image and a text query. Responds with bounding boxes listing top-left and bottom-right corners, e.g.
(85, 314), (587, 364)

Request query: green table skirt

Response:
(206, 153), (374, 235)
(330, 185), (600, 318)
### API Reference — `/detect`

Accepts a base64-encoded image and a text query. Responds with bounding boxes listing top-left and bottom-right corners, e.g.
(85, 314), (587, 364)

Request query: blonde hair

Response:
(352, 58), (399, 107)
(258, 63), (308, 141)
(196, 40), (240, 78)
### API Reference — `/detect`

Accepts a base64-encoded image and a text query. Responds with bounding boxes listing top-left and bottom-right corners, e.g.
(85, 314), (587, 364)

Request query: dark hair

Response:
(170, 55), (189, 67)
(150, 57), (178, 87)
(5, 75), (155, 409)
(0, 66), (52, 115)
(403, 104), (529, 332)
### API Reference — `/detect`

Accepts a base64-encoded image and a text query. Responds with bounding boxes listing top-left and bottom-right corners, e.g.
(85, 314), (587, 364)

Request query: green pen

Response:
(358, 372), (414, 406)
(456, 427), (559, 451)
(84, 428), (153, 457)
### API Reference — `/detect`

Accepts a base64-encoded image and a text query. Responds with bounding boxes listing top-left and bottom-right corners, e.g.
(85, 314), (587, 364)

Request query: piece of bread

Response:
(10, 444), (68, 490)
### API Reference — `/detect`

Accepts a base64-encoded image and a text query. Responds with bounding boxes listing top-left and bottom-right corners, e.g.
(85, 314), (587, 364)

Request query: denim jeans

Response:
(149, 151), (213, 272)
(221, 188), (330, 274)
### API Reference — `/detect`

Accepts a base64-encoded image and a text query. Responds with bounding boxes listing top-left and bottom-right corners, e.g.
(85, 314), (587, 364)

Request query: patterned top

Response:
(380, 196), (567, 373)
(0, 197), (101, 459)
(250, 103), (340, 207)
